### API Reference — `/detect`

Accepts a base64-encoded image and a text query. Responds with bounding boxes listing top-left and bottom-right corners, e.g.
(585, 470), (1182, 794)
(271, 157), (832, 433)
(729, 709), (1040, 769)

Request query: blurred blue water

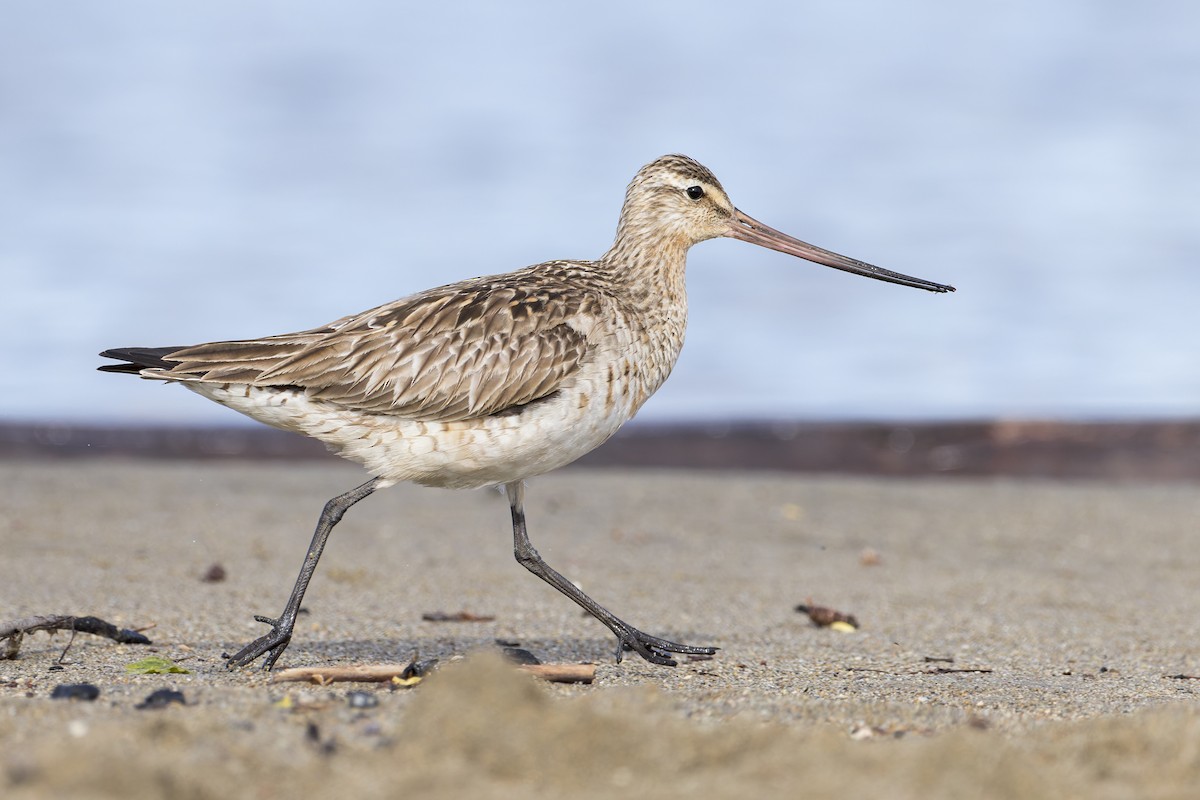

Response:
(2, 1), (1197, 424)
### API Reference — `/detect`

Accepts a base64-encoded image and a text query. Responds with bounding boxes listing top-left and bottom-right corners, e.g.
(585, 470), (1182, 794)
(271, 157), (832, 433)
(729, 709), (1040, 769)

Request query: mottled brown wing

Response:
(156, 276), (594, 421)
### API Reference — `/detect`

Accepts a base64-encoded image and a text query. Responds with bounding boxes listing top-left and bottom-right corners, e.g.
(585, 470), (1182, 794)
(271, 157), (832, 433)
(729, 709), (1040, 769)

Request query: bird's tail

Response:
(97, 346), (186, 374)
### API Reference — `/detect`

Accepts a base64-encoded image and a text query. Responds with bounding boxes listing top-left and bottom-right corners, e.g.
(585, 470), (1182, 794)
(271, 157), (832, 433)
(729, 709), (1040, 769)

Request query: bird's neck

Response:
(600, 227), (691, 313)
(595, 231), (691, 414)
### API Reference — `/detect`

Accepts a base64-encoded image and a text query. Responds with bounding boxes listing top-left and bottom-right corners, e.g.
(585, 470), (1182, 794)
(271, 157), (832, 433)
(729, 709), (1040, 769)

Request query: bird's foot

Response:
(614, 626), (717, 667)
(222, 614), (293, 671)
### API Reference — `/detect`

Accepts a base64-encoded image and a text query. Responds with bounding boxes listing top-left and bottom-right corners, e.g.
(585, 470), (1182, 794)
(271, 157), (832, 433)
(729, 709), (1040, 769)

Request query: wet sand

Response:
(2, 460), (1199, 798)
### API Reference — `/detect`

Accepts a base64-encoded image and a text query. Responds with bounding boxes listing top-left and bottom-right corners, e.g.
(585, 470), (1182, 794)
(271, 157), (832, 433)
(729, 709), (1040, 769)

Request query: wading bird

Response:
(100, 154), (954, 669)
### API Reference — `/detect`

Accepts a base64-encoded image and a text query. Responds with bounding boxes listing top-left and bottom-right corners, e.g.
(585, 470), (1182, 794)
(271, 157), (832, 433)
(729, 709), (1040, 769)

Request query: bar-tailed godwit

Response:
(100, 154), (954, 669)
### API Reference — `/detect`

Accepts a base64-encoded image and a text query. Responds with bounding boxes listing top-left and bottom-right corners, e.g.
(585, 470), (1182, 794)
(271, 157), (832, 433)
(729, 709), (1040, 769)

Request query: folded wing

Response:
(105, 276), (594, 422)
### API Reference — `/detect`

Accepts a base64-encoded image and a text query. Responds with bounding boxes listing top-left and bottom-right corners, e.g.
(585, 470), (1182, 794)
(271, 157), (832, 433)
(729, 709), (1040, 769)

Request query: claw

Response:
(224, 614), (294, 670)
(614, 627), (717, 667)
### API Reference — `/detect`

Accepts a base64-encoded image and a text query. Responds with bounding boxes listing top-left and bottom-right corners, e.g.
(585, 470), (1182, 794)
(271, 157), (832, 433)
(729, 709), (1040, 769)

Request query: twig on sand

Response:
(0, 615), (152, 659)
(272, 663), (430, 685)
(421, 610), (496, 622)
(519, 663), (596, 683)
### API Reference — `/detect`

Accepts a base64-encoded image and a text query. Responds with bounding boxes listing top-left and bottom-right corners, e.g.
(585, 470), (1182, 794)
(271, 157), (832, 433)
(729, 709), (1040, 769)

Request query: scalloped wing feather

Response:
(150, 272), (596, 422)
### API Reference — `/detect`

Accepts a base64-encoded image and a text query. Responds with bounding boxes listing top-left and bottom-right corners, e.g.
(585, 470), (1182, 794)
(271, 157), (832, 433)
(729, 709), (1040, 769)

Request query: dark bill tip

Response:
(729, 209), (955, 294)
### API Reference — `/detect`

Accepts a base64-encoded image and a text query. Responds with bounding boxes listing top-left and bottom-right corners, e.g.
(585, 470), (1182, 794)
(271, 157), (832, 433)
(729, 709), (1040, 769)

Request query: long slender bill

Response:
(728, 209), (955, 293)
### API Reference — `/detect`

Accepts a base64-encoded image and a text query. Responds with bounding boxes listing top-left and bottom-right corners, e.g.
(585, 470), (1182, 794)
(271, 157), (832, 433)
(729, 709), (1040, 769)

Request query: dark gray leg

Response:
(505, 481), (716, 666)
(224, 478), (381, 670)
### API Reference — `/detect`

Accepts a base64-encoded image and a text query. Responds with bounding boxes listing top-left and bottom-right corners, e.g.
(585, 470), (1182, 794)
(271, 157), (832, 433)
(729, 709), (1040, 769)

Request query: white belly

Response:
(187, 374), (635, 490)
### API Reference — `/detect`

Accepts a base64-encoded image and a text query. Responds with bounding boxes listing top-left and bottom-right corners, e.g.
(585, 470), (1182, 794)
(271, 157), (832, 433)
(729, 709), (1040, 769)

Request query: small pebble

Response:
(501, 647), (541, 666)
(137, 688), (187, 709)
(347, 690), (378, 709)
(50, 683), (100, 701)
(202, 563), (227, 582)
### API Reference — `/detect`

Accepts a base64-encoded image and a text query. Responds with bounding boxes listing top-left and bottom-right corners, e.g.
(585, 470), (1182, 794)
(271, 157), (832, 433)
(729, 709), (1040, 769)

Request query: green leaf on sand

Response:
(125, 656), (191, 675)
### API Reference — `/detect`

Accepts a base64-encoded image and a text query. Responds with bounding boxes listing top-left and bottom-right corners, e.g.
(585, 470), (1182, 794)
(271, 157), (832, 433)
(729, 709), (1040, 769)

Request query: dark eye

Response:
(685, 185), (705, 200)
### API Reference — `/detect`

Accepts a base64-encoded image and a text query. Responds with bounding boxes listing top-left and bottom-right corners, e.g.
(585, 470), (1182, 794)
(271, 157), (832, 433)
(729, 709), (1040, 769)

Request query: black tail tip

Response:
(98, 346), (184, 373)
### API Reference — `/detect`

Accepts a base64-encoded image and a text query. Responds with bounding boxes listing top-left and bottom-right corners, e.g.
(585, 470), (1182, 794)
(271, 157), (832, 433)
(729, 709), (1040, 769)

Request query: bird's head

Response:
(613, 154), (955, 293)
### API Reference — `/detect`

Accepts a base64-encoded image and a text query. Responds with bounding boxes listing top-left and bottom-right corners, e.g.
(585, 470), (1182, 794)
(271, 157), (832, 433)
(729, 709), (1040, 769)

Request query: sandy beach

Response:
(2, 460), (1199, 798)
